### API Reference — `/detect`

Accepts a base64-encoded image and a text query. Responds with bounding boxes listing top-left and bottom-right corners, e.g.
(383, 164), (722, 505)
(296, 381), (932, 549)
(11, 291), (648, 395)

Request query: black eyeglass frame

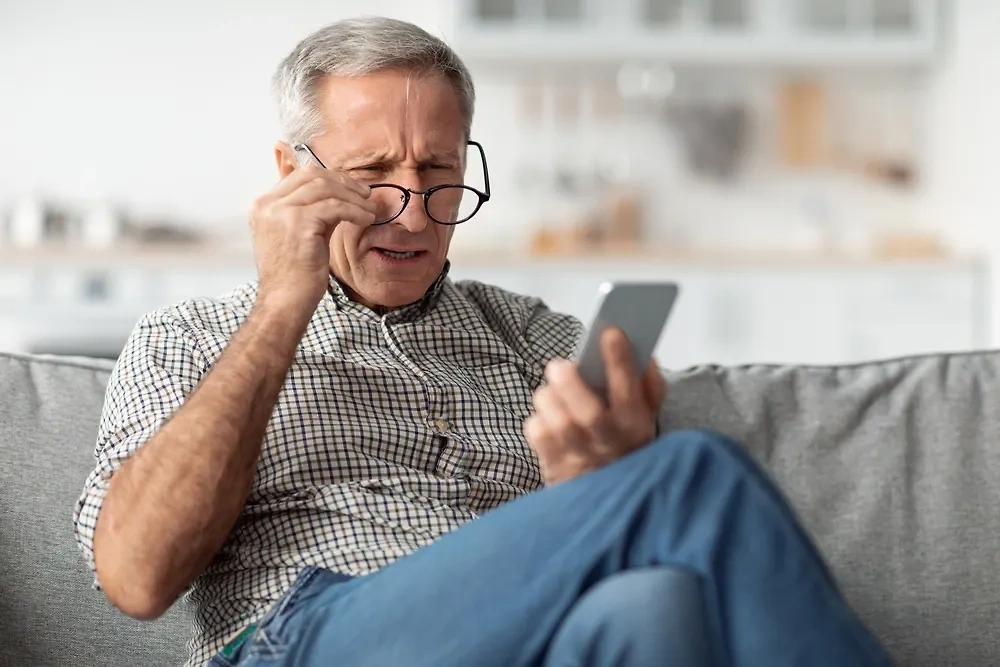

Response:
(293, 141), (491, 226)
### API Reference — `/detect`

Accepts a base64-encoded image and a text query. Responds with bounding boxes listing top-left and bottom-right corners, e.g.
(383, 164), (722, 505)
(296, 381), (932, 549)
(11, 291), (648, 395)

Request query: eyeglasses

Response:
(293, 141), (491, 226)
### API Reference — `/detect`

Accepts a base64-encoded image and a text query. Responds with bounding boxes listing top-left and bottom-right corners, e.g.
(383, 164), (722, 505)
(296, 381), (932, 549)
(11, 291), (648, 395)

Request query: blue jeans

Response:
(210, 430), (893, 667)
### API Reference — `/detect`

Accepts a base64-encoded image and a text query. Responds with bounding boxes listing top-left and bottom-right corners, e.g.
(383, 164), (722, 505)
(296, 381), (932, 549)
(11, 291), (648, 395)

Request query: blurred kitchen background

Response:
(1, 0), (998, 368)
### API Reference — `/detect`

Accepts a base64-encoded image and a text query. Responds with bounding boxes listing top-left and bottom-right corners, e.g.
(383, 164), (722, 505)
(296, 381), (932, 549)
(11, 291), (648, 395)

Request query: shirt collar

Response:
(326, 260), (451, 321)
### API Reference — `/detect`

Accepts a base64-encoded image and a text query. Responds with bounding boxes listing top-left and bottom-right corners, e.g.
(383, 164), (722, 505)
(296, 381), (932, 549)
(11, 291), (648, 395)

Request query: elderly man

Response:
(74, 16), (891, 667)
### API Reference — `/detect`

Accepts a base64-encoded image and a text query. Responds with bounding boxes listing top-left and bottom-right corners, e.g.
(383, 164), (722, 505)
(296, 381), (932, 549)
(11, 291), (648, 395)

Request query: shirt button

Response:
(432, 418), (451, 433)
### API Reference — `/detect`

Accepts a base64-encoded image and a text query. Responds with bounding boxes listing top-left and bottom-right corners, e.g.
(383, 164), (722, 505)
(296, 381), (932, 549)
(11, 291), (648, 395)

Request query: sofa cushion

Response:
(0, 352), (192, 667)
(662, 353), (1000, 666)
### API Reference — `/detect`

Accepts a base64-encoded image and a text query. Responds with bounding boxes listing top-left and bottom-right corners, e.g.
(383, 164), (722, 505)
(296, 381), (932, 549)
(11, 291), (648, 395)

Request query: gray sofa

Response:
(2, 349), (999, 666)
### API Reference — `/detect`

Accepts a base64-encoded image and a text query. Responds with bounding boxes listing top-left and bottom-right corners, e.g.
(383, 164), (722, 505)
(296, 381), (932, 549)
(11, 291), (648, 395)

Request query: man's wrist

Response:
(243, 293), (316, 365)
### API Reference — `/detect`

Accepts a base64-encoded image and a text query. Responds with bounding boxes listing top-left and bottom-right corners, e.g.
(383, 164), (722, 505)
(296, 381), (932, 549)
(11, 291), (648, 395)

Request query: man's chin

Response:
(358, 279), (435, 312)
(348, 254), (446, 310)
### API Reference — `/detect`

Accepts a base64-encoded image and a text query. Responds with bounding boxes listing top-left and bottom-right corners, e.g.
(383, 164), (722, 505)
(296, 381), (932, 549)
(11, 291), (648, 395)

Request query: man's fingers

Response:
(299, 199), (377, 231)
(531, 386), (572, 435)
(274, 163), (373, 202)
(336, 172), (372, 199)
(522, 415), (550, 450)
(270, 163), (327, 198)
(527, 389), (567, 458)
(642, 360), (668, 412)
(283, 175), (376, 214)
(545, 359), (616, 443)
(602, 327), (643, 411)
(531, 385), (589, 451)
(317, 169), (372, 200)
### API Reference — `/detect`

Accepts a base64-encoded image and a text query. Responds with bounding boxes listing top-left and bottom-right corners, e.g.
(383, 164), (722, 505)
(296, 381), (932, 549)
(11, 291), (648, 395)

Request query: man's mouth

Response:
(372, 247), (426, 261)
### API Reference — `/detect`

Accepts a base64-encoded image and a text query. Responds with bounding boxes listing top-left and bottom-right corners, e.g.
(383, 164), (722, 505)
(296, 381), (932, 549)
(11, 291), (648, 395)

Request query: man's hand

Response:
(524, 327), (668, 485)
(250, 165), (377, 315)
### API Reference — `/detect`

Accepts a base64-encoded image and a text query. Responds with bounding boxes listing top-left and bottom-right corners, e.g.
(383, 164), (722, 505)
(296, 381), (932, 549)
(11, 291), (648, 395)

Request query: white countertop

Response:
(0, 242), (986, 270)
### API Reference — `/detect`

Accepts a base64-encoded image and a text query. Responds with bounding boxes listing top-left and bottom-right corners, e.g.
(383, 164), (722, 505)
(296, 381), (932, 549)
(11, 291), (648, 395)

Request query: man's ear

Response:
(274, 141), (298, 178)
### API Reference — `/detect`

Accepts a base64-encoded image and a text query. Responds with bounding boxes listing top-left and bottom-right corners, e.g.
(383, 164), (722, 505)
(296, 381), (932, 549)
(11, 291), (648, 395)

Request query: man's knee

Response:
(652, 427), (744, 455)
(545, 568), (710, 666)
(632, 427), (758, 482)
(571, 567), (701, 629)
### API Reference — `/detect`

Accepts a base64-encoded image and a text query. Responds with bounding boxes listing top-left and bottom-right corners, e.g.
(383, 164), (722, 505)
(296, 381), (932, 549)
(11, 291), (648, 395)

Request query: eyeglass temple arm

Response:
(468, 140), (489, 197)
(293, 143), (328, 169)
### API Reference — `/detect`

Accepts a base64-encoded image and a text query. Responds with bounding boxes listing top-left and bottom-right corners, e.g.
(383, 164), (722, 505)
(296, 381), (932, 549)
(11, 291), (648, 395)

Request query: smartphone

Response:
(574, 281), (679, 397)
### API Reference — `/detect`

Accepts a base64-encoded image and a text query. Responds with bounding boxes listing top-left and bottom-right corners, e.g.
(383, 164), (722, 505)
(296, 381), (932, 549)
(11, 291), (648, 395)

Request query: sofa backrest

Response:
(2, 349), (999, 666)
(662, 353), (1000, 665)
(0, 352), (191, 667)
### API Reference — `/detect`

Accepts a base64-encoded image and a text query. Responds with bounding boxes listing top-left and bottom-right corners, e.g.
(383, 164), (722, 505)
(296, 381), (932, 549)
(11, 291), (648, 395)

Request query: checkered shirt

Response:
(73, 263), (584, 666)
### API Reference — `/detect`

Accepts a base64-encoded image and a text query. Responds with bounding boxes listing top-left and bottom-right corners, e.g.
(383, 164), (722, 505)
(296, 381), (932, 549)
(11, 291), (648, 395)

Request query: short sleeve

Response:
(449, 279), (583, 385)
(72, 308), (208, 585)
(524, 302), (584, 374)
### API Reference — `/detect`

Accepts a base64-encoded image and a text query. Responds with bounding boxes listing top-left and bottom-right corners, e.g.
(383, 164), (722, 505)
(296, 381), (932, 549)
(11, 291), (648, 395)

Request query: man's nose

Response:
(393, 176), (430, 233)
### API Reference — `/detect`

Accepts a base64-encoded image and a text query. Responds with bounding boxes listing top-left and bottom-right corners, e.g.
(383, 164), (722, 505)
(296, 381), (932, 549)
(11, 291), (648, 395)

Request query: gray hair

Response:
(272, 16), (475, 150)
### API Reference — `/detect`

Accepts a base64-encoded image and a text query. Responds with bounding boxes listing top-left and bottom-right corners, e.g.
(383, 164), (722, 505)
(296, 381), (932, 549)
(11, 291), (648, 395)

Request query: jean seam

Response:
(208, 653), (237, 667)
(249, 627), (284, 658)
(274, 566), (323, 620)
(247, 566), (324, 659)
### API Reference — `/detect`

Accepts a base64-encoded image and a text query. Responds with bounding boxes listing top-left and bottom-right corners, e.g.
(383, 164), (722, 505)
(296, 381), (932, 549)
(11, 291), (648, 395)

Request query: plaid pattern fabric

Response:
(73, 263), (583, 666)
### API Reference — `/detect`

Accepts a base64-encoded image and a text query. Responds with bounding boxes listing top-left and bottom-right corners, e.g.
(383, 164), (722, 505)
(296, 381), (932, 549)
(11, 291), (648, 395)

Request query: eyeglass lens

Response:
(370, 185), (479, 225)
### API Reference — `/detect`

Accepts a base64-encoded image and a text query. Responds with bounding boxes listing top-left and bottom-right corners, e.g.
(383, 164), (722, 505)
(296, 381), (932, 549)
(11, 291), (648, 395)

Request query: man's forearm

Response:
(94, 295), (312, 619)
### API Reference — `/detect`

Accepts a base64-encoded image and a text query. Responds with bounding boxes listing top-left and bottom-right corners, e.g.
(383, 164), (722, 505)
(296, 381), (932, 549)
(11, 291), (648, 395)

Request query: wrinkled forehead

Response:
(315, 69), (466, 162)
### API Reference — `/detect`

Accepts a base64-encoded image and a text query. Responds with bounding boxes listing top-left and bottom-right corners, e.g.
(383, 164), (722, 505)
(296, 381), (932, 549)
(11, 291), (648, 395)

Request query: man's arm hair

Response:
(93, 296), (313, 619)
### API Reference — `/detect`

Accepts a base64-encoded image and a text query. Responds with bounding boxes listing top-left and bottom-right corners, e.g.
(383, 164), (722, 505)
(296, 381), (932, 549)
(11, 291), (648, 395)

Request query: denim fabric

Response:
(542, 567), (711, 666)
(207, 568), (352, 667)
(210, 430), (893, 667)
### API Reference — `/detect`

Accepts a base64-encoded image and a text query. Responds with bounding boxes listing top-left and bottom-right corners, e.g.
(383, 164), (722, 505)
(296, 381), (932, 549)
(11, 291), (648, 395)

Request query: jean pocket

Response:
(246, 566), (352, 660)
(207, 652), (238, 667)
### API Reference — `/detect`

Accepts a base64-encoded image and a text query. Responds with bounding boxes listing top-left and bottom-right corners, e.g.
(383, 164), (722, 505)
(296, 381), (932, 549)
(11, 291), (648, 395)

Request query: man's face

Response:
(276, 69), (466, 310)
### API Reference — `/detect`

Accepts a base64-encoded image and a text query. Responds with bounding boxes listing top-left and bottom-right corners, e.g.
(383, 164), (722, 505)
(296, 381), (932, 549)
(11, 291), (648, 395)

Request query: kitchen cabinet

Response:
(0, 251), (985, 366)
(642, 0), (749, 28)
(472, 0), (588, 24)
(800, 0), (925, 31)
(453, 0), (941, 66)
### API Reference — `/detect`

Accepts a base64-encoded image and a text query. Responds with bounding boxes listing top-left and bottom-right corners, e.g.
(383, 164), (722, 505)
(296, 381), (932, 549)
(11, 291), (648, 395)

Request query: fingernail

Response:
(553, 358), (574, 372)
(602, 327), (624, 347)
(545, 358), (569, 377)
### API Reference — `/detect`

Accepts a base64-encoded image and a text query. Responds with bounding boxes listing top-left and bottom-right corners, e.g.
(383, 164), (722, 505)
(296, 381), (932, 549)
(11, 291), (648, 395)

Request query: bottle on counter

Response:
(9, 197), (46, 248)
(80, 202), (122, 249)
